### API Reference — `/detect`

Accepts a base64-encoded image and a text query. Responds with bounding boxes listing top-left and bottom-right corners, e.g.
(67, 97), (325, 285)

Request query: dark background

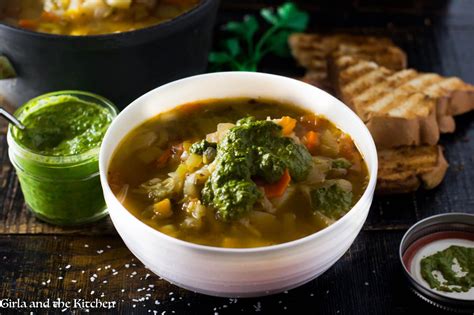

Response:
(0, 0), (473, 314)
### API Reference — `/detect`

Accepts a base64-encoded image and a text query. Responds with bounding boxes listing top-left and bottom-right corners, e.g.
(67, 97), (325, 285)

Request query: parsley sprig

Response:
(209, 2), (309, 71)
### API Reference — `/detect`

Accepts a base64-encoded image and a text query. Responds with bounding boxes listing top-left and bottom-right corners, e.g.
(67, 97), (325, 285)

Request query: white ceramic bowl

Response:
(99, 72), (378, 297)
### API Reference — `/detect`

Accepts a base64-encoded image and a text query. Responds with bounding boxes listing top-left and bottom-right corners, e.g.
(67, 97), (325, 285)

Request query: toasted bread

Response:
(377, 145), (448, 194)
(289, 33), (407, 91)
(329, 56), (474, 148)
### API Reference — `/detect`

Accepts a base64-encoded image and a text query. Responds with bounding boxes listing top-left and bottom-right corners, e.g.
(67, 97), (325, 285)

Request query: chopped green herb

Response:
(421, 245), (474, 293)
(332, 158), (352, 169)
(190, 139), (217, 155)
(202, 116), (312, 221)
(311, 184), (353, 219)
(209, 2), (309, 71)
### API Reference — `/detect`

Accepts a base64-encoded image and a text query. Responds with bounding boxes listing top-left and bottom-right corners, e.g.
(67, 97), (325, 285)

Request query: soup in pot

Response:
(0, 0), (199, 35)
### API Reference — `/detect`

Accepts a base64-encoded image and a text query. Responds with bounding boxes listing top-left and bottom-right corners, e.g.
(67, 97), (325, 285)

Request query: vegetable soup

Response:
(108, 98), (369, 248)
(0, 0), (199, 35)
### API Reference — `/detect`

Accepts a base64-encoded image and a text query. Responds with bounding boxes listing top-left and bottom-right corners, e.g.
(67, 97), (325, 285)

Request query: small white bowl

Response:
(99, 72), (378, 297)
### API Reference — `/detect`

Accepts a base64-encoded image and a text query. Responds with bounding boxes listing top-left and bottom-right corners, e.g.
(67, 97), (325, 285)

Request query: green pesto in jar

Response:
(420, 245), (474, 293)
(8, 92), (116, 226)
(15, 95), (113, 156)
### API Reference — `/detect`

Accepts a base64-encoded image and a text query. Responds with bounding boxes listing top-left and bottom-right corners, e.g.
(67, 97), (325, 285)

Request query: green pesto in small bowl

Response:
(7, 91), (117, 226)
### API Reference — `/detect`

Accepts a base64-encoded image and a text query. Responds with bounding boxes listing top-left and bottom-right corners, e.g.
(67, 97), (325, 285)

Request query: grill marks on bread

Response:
(289, 33), (406, 91)
(330, 56), (474, 148)
(377, 145), (448, 194)
(289, 33), (474, 193)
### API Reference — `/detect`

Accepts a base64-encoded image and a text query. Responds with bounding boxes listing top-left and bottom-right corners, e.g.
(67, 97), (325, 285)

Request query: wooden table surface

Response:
(1, 1), (473, 314)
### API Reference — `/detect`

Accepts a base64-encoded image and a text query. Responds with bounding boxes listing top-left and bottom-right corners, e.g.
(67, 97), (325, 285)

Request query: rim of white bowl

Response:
(99, 71), (378, 254)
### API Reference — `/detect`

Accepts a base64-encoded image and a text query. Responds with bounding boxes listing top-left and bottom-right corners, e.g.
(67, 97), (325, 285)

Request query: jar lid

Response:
(399, 213), (474, 313)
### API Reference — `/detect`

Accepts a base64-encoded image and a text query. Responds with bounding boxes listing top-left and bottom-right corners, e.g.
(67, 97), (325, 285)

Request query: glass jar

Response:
(7, 91), (117, 226)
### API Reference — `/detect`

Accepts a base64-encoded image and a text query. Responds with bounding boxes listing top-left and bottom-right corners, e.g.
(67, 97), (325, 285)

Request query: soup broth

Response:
(1, 0), (199, 35)
(108, 98), (369, 248)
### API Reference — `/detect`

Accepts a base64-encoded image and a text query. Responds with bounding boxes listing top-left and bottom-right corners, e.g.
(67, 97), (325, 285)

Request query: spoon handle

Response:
(0, 107), (25, 130)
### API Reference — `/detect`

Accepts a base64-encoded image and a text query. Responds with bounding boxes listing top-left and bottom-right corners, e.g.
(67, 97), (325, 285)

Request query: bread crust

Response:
(376, 145), (448, 194)
(329, 56), (474, 148)
(289, 33), (472, 193)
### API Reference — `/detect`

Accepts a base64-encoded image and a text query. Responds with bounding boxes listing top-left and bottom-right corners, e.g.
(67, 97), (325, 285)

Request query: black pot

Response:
(0, 0), (219, 108)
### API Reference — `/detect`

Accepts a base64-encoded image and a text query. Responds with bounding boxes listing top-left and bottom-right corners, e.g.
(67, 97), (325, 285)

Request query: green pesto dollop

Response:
(200, 116), (313, 222)
(15, 95), (113, 156)
(420, 245), (474, 293)
(310, 184), (353, 219)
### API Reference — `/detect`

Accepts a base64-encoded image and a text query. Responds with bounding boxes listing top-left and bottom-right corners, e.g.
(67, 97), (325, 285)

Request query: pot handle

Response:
(0, 54), (16, 79)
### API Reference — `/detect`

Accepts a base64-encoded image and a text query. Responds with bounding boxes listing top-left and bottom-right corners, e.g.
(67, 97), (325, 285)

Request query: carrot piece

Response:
(155, 148), (173, 168)
(18, 19), (38, 29)
(339, 135), (363, 171)
(304, 130), (319, 153)
(339, 135), (356, 160)
(41, 12), (59, 22)
(264, 169), (291, 198)
(278, 116), (297, 135)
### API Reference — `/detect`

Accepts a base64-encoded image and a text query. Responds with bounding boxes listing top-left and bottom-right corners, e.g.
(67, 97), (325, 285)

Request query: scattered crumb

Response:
(253, 302), (262, 312)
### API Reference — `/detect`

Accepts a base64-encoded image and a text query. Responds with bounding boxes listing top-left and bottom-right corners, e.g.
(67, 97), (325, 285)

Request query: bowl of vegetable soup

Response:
(0, 0), (218, 108)
(99, 72), (378, 297)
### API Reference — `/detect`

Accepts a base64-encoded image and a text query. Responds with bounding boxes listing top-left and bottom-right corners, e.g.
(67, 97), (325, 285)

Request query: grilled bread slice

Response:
(377, 145), (448, 194)
(329, 56), (474, 148)
(289, 33), (406, 90)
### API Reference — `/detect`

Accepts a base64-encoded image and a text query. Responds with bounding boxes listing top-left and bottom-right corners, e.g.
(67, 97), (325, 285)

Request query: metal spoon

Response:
(0, 107), (25, 130)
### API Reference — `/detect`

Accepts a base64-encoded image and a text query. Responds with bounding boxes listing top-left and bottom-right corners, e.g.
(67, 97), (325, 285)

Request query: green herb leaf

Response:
(208, 2), (310, 72)
(226, 15), (259, 42)
(277, 2), (309, 31)
(260, 8), (279, 26)
(225, 38), (241, 57)
(265, 30), (292, 57)
(208, 52), (232, 64)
